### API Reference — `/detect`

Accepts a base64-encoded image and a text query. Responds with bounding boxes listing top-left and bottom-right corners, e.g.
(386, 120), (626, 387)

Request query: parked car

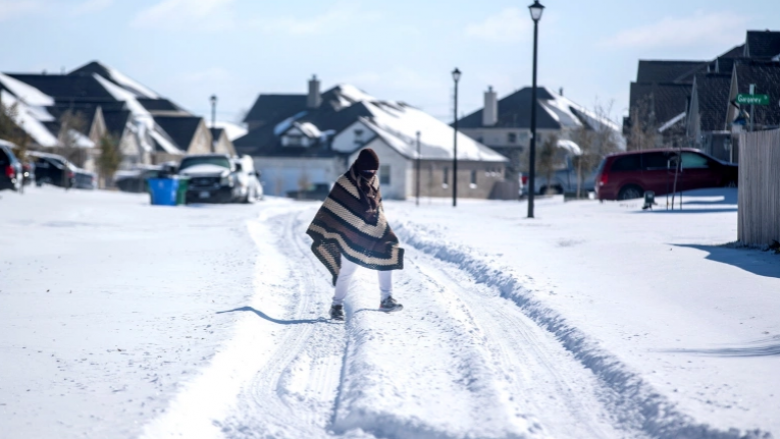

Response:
(28, 151), (95, 189)
(21, 162), (35, 186)
(594, 148), (738, 201)
(178, 154), (262, 203)
(114, 165), (163, 193)
(521, 139), (596, 195)
(0, 140), (23, 191)
(287, 183), (331, 200)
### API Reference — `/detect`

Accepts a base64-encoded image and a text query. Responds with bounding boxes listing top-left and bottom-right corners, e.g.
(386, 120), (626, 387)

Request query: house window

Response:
(508, 132), (517, 143)
(470, 170), (477, 188)
(354, 129), (364, 147)
(379, 165), (391, 185)
(442, 167), (449, 187)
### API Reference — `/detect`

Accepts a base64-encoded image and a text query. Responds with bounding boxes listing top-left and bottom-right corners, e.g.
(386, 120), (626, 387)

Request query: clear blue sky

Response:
(1, 0), (777, 125)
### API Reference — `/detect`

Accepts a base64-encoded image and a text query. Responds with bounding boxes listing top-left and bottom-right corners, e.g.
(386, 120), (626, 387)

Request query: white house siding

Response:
(349, 138), (409, 200)
(252, 157), (344, 197)
(187, 122), (213, 155)
(331, 120), (375, 153)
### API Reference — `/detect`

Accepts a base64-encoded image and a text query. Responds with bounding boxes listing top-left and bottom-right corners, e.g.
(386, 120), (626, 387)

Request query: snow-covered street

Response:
(1, 188), (778, 439)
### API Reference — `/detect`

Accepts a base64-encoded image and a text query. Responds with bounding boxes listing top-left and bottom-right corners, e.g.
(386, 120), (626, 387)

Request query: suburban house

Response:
(235, 77), (508, 199)
(0, 61), (222, 171)
(455, 86), (623, 179)
(624, 29), (780, 160)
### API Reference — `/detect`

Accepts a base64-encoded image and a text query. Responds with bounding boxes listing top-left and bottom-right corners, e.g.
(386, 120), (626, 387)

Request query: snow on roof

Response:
(0, 72), (54, 106)
(95, 73), (180, 154)
(296, 121), (322, 138)
(0, 90), (58, 147)
(94, 74), (152, 123)
(556, 139), (582, 156)
(103, 64), (159, 99)
(274, 111), (307, 136)
(208, 121), (247, 141)
(335, 84), (377, 104)
(658, 112), (687, 133)
(67, 129), (95, 148)
(362, 101), (506, 162)
(150, 129), (183, 155)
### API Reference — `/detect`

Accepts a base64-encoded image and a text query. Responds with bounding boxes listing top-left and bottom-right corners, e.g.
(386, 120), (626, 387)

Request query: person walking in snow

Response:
(306, 148), (404, 321)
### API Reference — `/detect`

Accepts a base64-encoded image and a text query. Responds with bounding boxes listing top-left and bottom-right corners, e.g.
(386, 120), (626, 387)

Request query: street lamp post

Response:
(527, 1), (544, 219)
(452, 68), (461, 207)
(416, 131), (421, 206)
(209, 94), (218, 153)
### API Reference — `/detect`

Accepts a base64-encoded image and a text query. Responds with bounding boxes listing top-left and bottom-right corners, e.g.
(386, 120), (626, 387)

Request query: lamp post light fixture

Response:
(209, 94), (218, 153)
(526, 0), (544, 219)
(452, 67), (461, 207)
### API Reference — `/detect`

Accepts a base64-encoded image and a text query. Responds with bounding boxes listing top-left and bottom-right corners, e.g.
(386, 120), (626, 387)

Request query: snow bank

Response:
(393, 220), (771, 439)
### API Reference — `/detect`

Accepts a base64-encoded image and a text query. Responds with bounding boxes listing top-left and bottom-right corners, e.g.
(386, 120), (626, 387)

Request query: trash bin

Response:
(148, 178), (179, 206)
(176, 176), (189, 205)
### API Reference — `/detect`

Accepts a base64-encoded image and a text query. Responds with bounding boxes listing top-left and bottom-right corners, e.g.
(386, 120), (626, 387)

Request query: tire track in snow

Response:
(217, 207), (348, 438)
(405, 249), (629, 439)
(396, 221), (772, 439)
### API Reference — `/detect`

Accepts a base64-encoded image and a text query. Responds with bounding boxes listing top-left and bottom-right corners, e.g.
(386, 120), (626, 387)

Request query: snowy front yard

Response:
(1, 187), (778, 439)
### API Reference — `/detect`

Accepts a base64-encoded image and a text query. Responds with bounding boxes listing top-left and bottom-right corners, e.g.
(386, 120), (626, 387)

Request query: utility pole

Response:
(527, 1), (545, 218)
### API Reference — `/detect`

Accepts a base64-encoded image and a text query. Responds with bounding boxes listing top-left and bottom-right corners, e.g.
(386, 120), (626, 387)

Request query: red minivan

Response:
(594, 148), (738, 201)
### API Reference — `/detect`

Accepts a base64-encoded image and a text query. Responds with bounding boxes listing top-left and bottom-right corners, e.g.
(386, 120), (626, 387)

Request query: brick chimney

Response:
(307, 75), (321, 109)
(482, 86), (498, 126)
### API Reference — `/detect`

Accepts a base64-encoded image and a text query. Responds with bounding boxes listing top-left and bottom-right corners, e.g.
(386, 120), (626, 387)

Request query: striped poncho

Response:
(306, 170), (404, 285)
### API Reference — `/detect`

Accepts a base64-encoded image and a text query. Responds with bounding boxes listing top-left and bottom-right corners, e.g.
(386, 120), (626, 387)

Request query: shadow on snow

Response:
(217, 306), (337, 325)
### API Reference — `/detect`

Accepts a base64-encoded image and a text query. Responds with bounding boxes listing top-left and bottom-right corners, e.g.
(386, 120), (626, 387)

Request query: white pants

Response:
(333, 254), (392, 306)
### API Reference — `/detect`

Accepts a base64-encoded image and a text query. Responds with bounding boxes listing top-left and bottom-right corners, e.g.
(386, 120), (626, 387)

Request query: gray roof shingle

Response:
(745, 30), (780, 58)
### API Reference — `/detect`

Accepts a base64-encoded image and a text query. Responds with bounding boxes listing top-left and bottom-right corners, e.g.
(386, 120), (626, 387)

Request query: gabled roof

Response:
(243, 94), (308, 126)
(209, 127), (225, 141)
(102, 110), (131, 138)
(69, 61), (160, 99)
(137, 98), (188, 114)
(636, 60), (709, 83)
(745, 30), (780, 58)
(457, 87), (562, 130)
(154, 116), (204, 151)
(236, 83), (507, 162)
(733, 61), (780, 128)
(692, 73), (731, 132)
(7, 74), (117, 103)
(45, 103), (100, 136)
(629, 82), (692, 126)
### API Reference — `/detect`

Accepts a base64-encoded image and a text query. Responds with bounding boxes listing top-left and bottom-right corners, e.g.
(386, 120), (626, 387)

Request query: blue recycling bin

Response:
(148, 178), (179, 206)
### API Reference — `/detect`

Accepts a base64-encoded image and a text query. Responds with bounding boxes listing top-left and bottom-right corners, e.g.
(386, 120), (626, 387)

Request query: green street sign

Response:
(736, 94), (770, 105)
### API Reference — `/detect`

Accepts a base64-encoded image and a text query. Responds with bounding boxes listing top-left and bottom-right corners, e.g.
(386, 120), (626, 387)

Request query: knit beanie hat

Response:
(354, 148), (380, 171)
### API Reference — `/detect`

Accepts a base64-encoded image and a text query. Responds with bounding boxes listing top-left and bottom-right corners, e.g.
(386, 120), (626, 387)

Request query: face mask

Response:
(360, 170), (377, 177)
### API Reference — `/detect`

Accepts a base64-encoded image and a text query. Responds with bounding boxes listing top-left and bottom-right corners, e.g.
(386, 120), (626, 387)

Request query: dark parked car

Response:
(595, 148), (738, 201)
(178, 154), (262, 203)
(114, 166), (164, 193)
(28, 151), (95, 189)
(287, 183), (331, 200)
(21, 162), (35, 186)
(0, 140), (23, 191)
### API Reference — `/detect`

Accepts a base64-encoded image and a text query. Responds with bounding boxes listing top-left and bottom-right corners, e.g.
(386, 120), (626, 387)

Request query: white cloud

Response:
(72, 0), (112, 16)
(602, 11), (749, 49)
(0, 0), (43, 21)
(130, 0), (234, 31)
(255, 2), (379, 36)
(466, 7), (530, 43)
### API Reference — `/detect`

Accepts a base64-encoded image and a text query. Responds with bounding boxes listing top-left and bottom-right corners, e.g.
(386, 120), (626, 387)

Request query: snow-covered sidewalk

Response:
(1, 186), (778, 439)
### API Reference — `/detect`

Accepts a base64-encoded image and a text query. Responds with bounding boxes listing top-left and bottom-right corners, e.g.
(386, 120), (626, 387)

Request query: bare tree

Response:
(538, 134), (558, 194)
(626, 96), (657, 151)
(572, 100), (622, 198)
(0, 100), (32, 161)
(56, 110), (89, 167)
(96, 134), (123, 189)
